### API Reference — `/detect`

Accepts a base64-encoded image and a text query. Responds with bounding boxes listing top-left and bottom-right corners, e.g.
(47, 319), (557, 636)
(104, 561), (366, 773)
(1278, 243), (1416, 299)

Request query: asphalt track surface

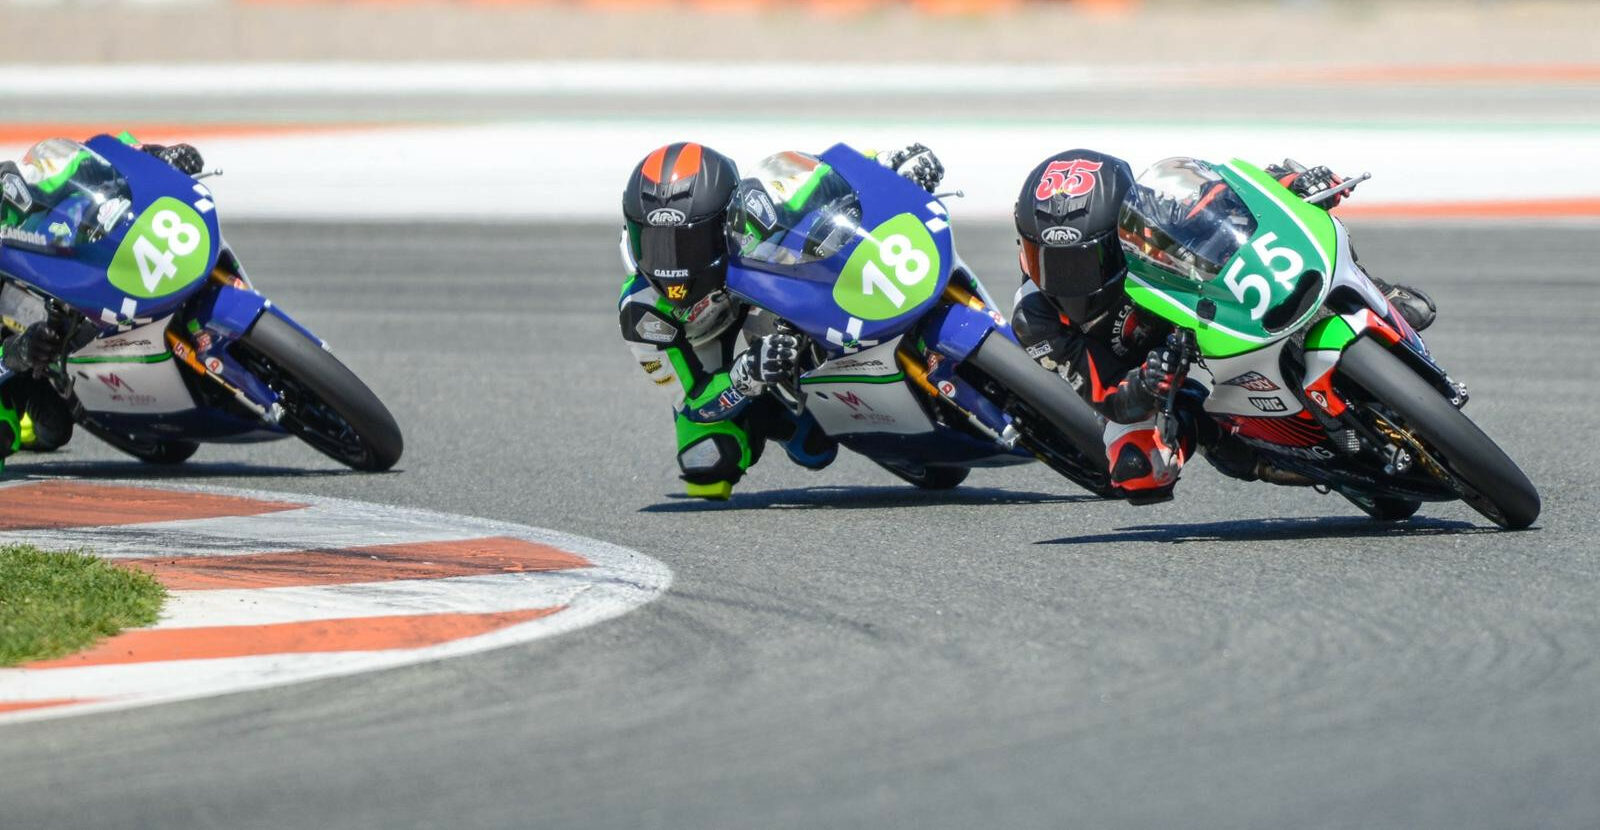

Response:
(2, 221), (1597, 829)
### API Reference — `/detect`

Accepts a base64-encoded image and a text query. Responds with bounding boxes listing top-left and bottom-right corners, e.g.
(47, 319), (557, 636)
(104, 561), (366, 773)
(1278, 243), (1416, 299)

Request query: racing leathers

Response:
(1013, 159), (1438, 504)
(617, 276), (836, 499)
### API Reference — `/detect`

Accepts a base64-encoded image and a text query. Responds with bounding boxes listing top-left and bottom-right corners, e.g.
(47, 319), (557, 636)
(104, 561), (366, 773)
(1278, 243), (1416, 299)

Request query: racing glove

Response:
(879, 143), (944, 193)
(1266, 158), (1350, 209)
(729, 333), (800, 396)
(1, 322), (63, 378)
(142, 143), (205, 176)
(1135, 333), (1193, 398)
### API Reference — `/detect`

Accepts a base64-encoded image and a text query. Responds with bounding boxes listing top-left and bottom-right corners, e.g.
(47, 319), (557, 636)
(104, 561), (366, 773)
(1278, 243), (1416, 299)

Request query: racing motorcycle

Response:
(722, 144), (1110, 494)
(1120, 157), (1538, 528)
(0, 134), (402, 470)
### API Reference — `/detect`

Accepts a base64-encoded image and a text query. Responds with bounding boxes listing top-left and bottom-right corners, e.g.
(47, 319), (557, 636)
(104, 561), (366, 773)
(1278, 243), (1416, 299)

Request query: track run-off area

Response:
(0, 219), (1595, 828)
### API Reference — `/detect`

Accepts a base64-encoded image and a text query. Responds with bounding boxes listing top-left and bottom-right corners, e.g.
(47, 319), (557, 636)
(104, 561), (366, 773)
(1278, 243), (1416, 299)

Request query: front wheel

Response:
(1337, 337), (1538, 529)
(233, 313), (403, 472)
(964, 333), (1114, 497)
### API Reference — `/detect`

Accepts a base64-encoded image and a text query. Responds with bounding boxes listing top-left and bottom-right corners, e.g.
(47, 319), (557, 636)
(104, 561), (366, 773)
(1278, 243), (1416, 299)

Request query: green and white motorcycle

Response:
(1117, 157), (1539, 529)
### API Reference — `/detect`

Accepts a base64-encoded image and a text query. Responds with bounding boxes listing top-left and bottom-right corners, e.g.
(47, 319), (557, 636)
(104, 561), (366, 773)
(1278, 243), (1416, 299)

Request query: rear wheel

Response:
(964, 333), (1114, 497)
(232, 313), (403, 472)
(1337, 337), (1538, 529)
(874, 460), (970, 490)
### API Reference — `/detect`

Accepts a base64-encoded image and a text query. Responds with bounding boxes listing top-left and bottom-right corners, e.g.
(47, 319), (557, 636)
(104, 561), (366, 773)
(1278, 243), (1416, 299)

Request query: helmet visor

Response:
(1027, 231), (1123, 300)
(635, 216), (726, 283)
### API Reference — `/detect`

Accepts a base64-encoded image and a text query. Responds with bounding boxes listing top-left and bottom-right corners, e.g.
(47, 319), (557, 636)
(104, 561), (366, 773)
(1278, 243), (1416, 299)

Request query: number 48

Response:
(132, 209), (202, 293)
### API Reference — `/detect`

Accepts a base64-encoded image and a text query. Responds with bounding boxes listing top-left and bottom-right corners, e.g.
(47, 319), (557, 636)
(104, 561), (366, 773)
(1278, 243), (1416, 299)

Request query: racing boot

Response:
(1369, 277), (1437, 332)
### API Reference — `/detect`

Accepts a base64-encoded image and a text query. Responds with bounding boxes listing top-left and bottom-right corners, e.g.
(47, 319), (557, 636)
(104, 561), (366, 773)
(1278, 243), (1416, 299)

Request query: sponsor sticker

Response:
(0, 225), (50, 248)
(1025, 341), (1054, 360)
(665, 284), (688, 300)
(1221, 370), (1281, 392)
(646, 208), (685, 227)
(204, 357), (224, 373)
(1040, 226), (1081, 245)
(1250, 396), (1288, 412)
(743, 190), (778, 231)
(640, 360), (662, 374)
(937, 380), (957, 397)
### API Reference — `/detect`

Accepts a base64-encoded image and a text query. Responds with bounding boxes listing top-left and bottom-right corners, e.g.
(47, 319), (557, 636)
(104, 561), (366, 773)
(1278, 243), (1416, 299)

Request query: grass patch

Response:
(0, 544), (167, 666)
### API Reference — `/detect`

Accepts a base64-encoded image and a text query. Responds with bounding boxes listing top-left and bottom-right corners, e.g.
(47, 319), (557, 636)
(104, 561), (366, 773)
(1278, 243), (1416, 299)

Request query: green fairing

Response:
(1123, 159), (1337, 359)
(1303, 313), (1357, 352)
(673, 413), (753, 471)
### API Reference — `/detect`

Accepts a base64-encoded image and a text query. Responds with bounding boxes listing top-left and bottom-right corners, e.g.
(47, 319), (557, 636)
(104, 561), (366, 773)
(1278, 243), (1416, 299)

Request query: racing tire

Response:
(874, 460), (970, 490)
(1341, 491), (1423, 522)
(1337, 337), (1538, 530)
(234, 313), (403, 472)
(965, 332), (1114, 497)
(79, 419), (199, 465)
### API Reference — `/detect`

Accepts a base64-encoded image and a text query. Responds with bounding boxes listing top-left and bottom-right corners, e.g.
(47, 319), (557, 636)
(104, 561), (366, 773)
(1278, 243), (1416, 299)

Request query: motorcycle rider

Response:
(1010, 149), (1439, 504)
(619, 140), (944, 499)
(0, 135), (204, 469)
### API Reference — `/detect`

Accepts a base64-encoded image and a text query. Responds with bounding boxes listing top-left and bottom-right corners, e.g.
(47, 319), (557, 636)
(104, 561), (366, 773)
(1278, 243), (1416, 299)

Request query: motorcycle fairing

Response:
(725, 144), (955, 357)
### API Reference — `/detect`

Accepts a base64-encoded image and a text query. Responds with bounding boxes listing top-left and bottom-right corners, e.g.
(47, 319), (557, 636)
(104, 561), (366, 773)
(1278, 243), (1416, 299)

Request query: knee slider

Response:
(678, 434), (745, 485)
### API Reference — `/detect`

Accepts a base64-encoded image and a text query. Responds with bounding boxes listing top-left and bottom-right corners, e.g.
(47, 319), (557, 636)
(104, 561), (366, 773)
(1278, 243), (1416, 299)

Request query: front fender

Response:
(1301, 309), (1453, 416)
(920, 299), (1013, 363)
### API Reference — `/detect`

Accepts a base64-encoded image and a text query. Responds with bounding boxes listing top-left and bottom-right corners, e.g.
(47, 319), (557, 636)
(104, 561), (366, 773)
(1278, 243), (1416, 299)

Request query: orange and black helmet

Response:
(1014, 148), (1135, 322)
(622, 142), (739, 308)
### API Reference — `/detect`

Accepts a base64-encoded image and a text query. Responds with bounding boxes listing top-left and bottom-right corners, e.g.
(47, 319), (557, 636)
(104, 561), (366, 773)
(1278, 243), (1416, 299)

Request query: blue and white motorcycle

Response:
(0, 134), (402, 470)
(727, 145), (1109, 493)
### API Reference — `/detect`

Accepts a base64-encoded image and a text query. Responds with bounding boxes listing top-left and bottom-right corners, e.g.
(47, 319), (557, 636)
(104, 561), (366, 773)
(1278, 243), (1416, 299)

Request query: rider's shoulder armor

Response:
(620, 277), (739, 349)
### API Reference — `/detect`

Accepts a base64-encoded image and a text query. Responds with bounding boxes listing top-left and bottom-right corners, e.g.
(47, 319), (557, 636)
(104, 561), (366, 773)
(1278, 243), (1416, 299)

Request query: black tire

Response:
(79, 419), (199, 465)
(1341, 491), (1423, 522)
(965, 332), (1113, 496)
(874, 460), (970, 490)
(233, 313), (403, 472)
(1338, 337), (1538, 529)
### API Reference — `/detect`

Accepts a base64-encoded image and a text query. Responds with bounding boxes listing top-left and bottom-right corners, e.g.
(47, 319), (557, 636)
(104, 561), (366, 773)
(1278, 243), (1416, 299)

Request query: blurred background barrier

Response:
(1, 0), (1596, 220)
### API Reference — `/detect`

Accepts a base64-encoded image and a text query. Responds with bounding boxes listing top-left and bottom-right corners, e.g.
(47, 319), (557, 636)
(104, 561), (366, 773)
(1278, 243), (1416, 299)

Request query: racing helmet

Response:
(1014, 149), (1135, 323)
(622, 142), (739, 308)
(726, 151), (861, 266)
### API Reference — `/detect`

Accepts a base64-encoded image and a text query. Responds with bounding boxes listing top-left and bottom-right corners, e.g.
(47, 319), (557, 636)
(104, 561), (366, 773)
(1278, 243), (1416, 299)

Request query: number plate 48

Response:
(108, 197), (212, 300)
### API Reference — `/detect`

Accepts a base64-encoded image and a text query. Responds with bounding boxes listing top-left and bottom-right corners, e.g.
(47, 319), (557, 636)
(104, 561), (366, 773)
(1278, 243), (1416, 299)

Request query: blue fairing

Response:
(0, 136), (222, 326)
(726, 144), (954, 355)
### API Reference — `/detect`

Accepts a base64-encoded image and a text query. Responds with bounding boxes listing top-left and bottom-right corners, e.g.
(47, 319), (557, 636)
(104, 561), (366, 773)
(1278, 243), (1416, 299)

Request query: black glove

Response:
(1136, 332), (1192, 398)
(729, 333), (800, 395)
(143, 143), (205, 176)
(1266, 158), (1349, 208)
(2, 323), (62, 377)
(883, 143), (944, 193)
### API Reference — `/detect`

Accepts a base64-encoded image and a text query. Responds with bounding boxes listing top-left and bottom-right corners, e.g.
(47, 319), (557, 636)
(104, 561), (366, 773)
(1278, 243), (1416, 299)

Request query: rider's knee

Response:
(678, 433), (746, 499)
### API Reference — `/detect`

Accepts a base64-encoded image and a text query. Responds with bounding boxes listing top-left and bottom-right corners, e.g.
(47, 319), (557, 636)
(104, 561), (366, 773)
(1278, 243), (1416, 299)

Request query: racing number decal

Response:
(1221, 232), (1307, 320)
(1034, 159), (1102, 200)
(833, 213), (941, 321)
(107, 197), (212, 299)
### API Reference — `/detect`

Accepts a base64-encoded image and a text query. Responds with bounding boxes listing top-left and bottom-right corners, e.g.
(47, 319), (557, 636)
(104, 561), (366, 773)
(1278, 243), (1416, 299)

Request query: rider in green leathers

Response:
(0, 135), (203, 470)
(618, 141), (943, 499)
